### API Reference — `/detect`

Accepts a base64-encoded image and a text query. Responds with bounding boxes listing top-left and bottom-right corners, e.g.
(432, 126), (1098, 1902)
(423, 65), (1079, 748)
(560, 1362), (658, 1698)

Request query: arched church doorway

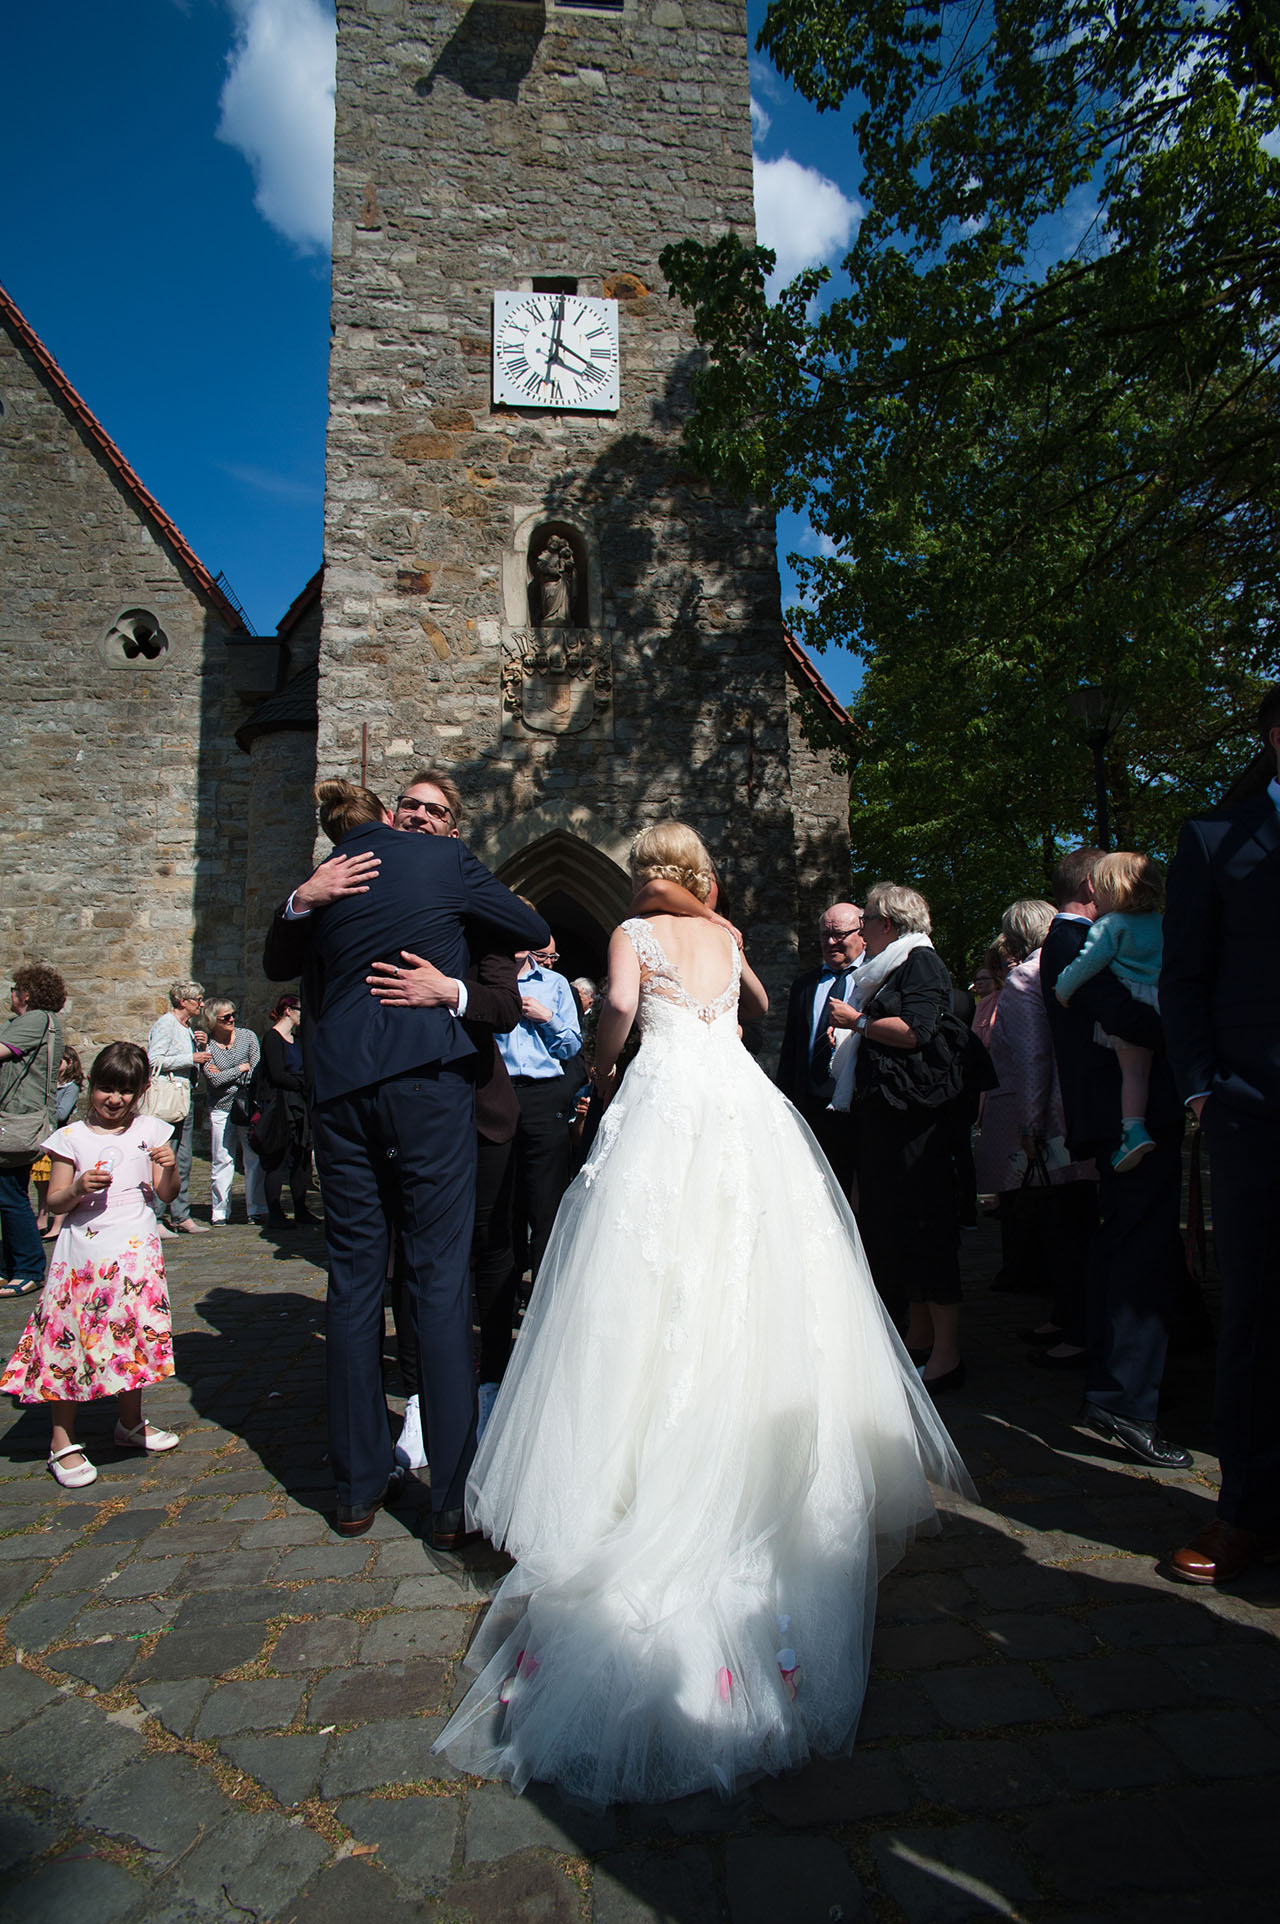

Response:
(495, 829), (630, 983)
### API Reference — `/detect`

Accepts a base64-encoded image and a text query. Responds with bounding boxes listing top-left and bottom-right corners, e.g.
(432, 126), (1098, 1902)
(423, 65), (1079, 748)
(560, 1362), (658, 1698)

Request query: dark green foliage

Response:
(663, 0), (1280, 965)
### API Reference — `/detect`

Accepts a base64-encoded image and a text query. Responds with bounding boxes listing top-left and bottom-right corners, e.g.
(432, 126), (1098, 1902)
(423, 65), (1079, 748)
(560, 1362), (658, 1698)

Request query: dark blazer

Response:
(854, 947), (958, 1111)
(1161, 790), (1280, 1120)
(463, 950), (522, 1144)
(263, 824), (548, 1103)
(1040, 913), (1178, 1158)
(776, 967), (830, 1107)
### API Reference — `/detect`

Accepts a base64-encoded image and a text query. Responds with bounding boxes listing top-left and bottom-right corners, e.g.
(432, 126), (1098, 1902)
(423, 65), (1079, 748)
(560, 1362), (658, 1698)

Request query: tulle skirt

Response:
(435, 1023), (973, 1805)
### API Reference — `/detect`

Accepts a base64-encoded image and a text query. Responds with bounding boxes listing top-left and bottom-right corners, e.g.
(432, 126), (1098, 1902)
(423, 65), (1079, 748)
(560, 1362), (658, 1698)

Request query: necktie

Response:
(810, 972), (843, 1086)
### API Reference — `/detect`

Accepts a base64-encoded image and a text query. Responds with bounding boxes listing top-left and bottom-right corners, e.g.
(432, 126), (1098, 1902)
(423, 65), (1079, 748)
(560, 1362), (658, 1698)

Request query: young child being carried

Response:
(1, 1042), (182, 1487)
(1054, 850), (1164, 1173)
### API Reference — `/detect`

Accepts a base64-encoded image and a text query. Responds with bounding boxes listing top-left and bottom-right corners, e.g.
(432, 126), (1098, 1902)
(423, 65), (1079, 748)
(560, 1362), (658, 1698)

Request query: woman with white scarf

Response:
(827, 883), (965, 1393)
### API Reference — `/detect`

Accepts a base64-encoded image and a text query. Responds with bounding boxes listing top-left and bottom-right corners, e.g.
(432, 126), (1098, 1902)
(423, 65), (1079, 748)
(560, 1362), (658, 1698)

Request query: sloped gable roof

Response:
(0, 280), (246, 632)
(784, 631), (856, 735)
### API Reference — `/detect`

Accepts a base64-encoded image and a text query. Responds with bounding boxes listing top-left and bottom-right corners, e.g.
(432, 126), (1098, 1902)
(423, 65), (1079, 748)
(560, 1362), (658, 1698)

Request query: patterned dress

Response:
(1, 1118), (175, 1402)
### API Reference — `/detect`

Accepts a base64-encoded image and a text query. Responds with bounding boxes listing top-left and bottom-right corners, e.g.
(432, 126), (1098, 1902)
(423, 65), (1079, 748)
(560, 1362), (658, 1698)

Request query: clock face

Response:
(493, 292), (620, 412)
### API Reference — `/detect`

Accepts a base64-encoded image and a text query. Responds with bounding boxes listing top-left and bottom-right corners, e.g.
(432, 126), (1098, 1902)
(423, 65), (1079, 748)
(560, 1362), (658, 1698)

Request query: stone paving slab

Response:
(0, 1203), (1277, 1921)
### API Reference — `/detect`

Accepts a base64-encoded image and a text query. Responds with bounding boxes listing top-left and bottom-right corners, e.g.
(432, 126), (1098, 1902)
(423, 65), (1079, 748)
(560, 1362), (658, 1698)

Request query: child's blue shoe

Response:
(1113, 1120), (1155, 1173)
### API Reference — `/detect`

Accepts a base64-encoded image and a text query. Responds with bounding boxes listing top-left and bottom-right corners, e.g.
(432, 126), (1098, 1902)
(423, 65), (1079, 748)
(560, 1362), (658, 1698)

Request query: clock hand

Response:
(549, 338), (606, 376)
(544, 299), (566, 381)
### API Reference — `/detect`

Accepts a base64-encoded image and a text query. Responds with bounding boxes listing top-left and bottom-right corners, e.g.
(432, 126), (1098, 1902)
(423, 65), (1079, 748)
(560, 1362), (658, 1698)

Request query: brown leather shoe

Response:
(1168, 1519), (1280, 1586)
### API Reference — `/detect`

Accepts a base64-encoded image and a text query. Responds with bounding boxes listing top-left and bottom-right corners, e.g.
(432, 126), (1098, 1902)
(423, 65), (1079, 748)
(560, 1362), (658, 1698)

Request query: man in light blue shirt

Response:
(497, 937), (583, 1308)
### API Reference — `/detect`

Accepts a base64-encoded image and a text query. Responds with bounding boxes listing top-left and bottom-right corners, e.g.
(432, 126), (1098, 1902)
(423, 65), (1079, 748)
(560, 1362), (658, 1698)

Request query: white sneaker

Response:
(48, 1445), (97, 1488)
(477, 1381), (500, 1441)
(394, 1393), (428, 1471)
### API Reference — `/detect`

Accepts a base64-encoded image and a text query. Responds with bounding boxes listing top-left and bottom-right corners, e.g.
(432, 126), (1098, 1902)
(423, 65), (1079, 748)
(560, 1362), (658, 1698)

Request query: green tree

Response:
(663, 0), (1280, 966)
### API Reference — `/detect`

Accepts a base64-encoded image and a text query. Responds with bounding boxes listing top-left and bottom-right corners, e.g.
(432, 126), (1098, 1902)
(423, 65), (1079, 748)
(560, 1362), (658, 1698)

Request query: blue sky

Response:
(2, 0), (864, 702)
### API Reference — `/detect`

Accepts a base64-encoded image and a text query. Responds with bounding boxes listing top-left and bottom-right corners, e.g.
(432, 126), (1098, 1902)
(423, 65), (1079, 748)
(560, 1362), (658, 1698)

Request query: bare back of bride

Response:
(435, 822), (973, 1806)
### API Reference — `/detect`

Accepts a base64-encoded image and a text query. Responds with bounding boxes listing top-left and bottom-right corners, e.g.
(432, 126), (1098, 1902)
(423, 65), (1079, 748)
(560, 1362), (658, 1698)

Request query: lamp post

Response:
(1067, 684), (1118, 851)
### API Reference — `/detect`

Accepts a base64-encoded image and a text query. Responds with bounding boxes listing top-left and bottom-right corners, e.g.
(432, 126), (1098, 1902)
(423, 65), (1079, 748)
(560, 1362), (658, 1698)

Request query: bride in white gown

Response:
(435, 823), (974, 1806)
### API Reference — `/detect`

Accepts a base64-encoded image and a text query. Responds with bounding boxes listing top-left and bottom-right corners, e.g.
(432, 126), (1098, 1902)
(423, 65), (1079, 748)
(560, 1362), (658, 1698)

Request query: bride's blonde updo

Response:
(629, 821), (715, 903)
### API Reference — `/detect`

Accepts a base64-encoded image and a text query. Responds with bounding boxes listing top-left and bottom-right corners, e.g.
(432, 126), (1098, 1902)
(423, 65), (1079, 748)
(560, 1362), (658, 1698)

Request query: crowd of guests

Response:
(2, 681), (1277, 1585)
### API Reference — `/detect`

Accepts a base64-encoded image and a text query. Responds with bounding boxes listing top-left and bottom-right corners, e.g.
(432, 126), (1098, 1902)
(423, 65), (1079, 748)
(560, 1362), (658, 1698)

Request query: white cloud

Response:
(753, 154), (861, 292)
(750, 95), (772, 142)
(748, 55), (785, 104)
(217, 0), (336, 254)
(219, 461), (323, 501)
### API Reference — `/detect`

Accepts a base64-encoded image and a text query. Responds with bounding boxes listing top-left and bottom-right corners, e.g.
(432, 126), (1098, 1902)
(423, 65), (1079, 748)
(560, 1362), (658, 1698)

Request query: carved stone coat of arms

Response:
(501, 628), (612, 737)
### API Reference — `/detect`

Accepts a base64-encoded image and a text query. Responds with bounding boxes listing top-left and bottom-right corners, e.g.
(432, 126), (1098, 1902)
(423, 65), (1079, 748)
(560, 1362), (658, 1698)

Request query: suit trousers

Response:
(1084, 1126), (1182, 1422)
(391, 1134), (519, 1393)
(312, 1066), (477, 1515)
(509, 1074), (573, 1294)
(1206, 1102), (1280, 1531)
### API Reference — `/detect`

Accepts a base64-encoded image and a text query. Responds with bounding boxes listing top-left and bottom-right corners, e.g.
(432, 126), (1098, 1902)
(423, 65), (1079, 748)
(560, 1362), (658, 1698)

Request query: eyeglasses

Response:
(535, 950), (559, 964)
(822, 926), (862, 942)
(397, 797), (454, 824)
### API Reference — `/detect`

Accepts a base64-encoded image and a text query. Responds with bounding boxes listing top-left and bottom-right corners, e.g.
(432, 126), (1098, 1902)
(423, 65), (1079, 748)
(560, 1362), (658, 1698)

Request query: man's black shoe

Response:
(334, 1468), (406, 1537)
(1078, 1403), (1192, 1468)
(430, 1507), (473, 1553)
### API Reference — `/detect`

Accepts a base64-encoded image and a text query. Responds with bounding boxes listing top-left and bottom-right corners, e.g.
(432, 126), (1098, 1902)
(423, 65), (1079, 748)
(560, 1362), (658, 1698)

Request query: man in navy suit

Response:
(1039, 848), (1191, 1469)
(264, 781), (547, 1547)
(1161, 685), (1280, 1583)
(775, 903), (865, 1194)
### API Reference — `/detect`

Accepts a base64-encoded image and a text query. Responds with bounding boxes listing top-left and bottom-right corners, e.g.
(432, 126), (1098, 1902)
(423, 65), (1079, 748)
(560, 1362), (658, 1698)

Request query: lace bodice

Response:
(621, 918), (742, 1033)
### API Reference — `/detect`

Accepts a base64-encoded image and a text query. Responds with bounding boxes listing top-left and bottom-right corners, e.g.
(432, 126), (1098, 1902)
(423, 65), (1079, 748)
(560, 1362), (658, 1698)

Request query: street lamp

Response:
(1067, 684), (1120, 851)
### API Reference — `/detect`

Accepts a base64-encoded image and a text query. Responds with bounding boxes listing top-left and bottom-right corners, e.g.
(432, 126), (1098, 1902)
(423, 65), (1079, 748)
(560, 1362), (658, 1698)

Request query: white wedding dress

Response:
(435, 919), (974, 1806)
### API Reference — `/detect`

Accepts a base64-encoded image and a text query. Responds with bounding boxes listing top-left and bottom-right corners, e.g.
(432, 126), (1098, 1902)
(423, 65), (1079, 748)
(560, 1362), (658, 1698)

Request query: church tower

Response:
(319, 0), (826, 994)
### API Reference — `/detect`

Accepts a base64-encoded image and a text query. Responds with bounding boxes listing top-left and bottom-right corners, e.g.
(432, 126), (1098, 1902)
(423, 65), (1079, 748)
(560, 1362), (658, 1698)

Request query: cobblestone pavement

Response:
(1, 1187), (1278, 1924)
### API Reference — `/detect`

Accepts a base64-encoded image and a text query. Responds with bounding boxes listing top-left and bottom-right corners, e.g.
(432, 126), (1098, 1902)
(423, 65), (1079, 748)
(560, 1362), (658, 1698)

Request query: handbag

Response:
(142, 1072), (191, 1125)
(228, 1058), (261, 1130)
(0, 1017), (57, 1163)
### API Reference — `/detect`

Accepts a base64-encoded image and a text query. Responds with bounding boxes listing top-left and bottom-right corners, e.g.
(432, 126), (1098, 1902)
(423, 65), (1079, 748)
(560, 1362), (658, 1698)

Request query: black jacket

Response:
(1161, 791), (1280, 1121)
(855, 948), (964, 1111)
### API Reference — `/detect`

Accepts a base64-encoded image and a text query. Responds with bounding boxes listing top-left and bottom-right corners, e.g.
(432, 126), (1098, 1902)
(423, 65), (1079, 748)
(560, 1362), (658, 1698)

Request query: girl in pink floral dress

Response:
(1, 1042), (182, 1487)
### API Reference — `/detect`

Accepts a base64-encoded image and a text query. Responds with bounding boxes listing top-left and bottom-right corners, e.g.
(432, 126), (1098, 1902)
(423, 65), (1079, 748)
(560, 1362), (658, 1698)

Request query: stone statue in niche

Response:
(501, 524), (611, 738)
(532, 534), (576, 628)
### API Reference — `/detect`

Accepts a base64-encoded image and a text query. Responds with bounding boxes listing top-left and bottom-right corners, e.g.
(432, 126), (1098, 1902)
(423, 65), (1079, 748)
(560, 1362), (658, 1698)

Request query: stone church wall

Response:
(320, 0), (803, 1021)
(787, 684), (853, 942)
(0, 310), (250, 1062)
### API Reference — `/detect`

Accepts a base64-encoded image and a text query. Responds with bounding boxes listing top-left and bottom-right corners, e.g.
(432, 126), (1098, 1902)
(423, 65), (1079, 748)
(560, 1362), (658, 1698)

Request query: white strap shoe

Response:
(114, 1420), (180, 1453)
(48, 1444), (97, 1488)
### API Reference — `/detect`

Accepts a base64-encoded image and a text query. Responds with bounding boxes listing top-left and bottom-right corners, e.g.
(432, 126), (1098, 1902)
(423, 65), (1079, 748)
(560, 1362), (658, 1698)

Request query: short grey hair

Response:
(864, 882), (931, 937)
(571, 977), (597, 1001)
(1001, 898), (1055, 959)
(168, 980), (204, 1007)
(204, 997), (236, 1022)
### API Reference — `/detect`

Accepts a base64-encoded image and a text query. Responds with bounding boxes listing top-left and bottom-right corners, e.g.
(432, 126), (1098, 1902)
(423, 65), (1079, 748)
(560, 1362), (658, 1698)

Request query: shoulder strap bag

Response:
(0, 1017), (57, 1163)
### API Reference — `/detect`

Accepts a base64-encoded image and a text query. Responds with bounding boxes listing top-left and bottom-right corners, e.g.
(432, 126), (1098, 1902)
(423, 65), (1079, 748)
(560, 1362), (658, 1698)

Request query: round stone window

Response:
(101, 608), (172, 667)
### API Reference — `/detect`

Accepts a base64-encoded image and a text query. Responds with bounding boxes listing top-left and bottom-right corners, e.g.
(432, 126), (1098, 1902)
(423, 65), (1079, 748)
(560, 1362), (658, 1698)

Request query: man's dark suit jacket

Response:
(1161, 791), (1280, 1120)
(465, 952), (521, 1144)
(262, 823), (548, 1102)
(1039, 914), (1179, 1159)
(776, 967), (826, 1109)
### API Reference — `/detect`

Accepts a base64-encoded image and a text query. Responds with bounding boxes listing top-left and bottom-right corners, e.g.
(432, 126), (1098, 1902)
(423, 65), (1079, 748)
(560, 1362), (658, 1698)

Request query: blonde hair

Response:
(315, 779), (386, 843)
(1092, 851), (1164, 916)
(629, 821), (714, 903)
(865, 881), (932, 936)
(1001, 898), (1055, 959)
